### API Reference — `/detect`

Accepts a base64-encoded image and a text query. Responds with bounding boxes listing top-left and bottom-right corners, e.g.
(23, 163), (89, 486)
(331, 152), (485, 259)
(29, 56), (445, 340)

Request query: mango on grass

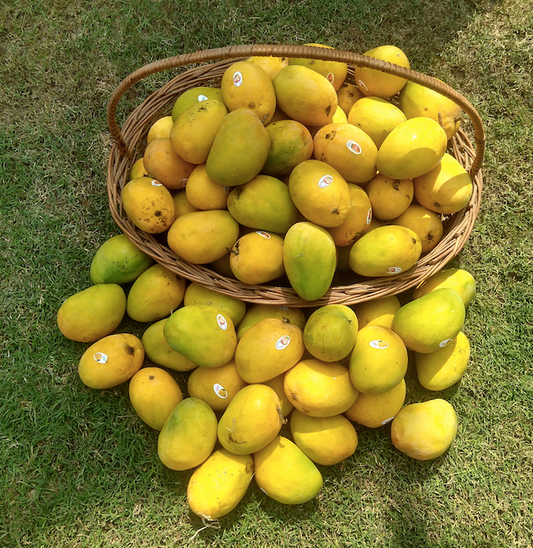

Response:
(57, 283), (126, 343)
(413, 267), (476, 307)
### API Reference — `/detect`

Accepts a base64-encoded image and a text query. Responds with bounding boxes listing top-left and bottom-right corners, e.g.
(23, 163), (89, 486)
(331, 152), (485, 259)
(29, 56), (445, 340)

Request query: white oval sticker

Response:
(275, 335), (291, 350)
(256, 231), (271, 239)
(358, 79), (368, 92)
(233, 71), (243, 87)
(369, 340), (389, 349)
(197, 94), (209, 102)
(346, 140), (362, 154)
(213, 383), (228, 399)
(216, 314), (228, 331)
(386, 267), (403, 274)
(93, 352), (108, 364)
(439, 338), (454, 348)
(151, 179), (163, 187)
(318, 175), (334, 188)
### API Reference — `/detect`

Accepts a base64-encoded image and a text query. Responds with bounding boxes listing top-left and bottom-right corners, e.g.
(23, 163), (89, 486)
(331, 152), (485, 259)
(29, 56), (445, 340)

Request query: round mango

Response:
(185, 163), (229, 211)
(354, 295), (401, 330)
(412, 267), (476, 307)
(237, 304), (306, 340)
(147, 115), (174, 143)
(392, 203), (444, 253)
(336, 81), (365, 116)
(365, 173), (414, 221)
(247, 55), (289, 80)
(171, 86), (223, 122)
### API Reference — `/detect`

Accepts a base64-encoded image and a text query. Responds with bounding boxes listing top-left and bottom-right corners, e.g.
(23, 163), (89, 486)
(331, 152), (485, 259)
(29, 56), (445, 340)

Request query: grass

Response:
(1, 0), (532, 546)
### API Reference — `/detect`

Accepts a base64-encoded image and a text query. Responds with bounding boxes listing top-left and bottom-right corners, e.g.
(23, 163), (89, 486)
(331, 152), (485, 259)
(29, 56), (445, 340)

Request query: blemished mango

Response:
(273, 64), (338, 127)
(185, 163), (229, 211)
(237, 304), (306, 340)
(121, 177), (176, 234)
(345, 378), (406, 428)
(126, 264), (186, 323)
(141, 318), (197, 372)
(147, 115), (174, 143)
(354, 295), (401, 330)
(226, 174), (301, 234)
(253, 435), (323, 505)
(158, 397), (218, 471)
(303, 305), (358, 362)
(217, 384), (283, 455)
(349, 225), (422, 278)
(128, 366), (183, 430)
(391, 398), (458, 460)
(163, 304), (238, 368)
(187, 359), (248, 412)
(284, 359), (359, 417)
(283, 221), (337, 302)
(263, 373), (295, 418)
(391, 203), (444, 253)
(78, 333), (144, 389)
(349, 325), (408, 395)
(336, 81), (365, 116)
(290, 409), (358, 466)
(234, 318), (305, 384)
(392, 287), (466, 353)
(187, 449), (254, 521)
(413, 267), (476, 307)
(166, 209), (240, 265)
(57, 284), (126, 343)
(247, 55), (289, 80)
(415, 331), (470, 391)
(377, 117), (448, 180)
(313, 123), (378, 184)
(365, 173), (414, 221)
(169, 99), (228, 164)
(206, 108), (271, 187)
(171, 86), (223, 121)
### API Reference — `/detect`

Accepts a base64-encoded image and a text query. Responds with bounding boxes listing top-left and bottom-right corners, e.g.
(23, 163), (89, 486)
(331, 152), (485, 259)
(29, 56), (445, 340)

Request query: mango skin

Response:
(187, 448), (254, 520)
(355, 295), (401, 330)
(253, 435), (323, 505)
(392, 288), (466, 354)
(172, 86), (224, 121)
(413, 267), (476, 307)
(237, 304), (306, 340)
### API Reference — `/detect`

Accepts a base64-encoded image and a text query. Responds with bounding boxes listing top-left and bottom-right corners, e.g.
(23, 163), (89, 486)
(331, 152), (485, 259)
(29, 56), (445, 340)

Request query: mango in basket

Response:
(354, 295), (401, 330)
(171, 86), (223, 122)
(147, 115), (174, 143)
(336, 81), (365, 117)
(391, 203), (444, 253)
(185, 163), (229, 211)
(247, 55), (289, 81)
(365, 173), (414, 221)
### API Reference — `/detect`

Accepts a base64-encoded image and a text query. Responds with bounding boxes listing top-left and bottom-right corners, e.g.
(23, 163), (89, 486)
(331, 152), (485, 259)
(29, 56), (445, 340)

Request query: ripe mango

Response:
(264, 373), (294, 418)
(171, 86), (223, 121)
(336, 81), (365, 116)
(365, 173), (414, 221)
(247, 55), (289, 80)
(237, 304), (306, 340)
(392, 203), (444, 253)
(354, 295), (401, 330)
(147, 115), (173, 143)
(413, 267), (476, 307)
(185, 163), (229, 211)
(142, 139), (195, 190)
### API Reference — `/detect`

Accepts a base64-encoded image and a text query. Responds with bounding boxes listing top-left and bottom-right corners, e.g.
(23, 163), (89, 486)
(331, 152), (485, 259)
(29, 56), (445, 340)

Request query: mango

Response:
(171, 86), (223, 121)
(377, 117), (448, 180)
(349, 225), (422, 278)
(234, 318), (305, 383)
(141, 318), (197, 372)
(187, 359), (248, 412)
(354, 295), (401, 330)
(391, 203), (444, 253)
(392, 288), (466, 353)
(217, 384), (283, 455)
(226, 174), (300, 234)
(253, 435), (323, 505)
(247, 55), (289, 80)
(172, 188), (199, 217)
(349, 325), (408, 395)
(126, 264), (186, 323)
(158, 397), (218, 471)
(284, 358), (359, 417)
(129, 157), (148, 180)
(413, 267), (476, 307)
(273, 64), (338, 127)
(187, 448), (254, 521)
(147, 115), (174, 143)
(57, 284), (126, 343)
(185, 163), (229, 211)
(90, 234), (153, 285)
(391, 398), (458, 460)
(237, 304), (306, 340)
(169, 99), (228, 164)
(365, 173), (414, 221)
(290, 409), (358, 465)
(163, 304), (237, 368)
(166, 209), (240, 265)
(283, 221), (337, 302)
(336, 81), (365, 116)
(206, 109), (270, 187)
(264, 373), (294, 418)
(303, 305), (358, 362)
(78, 333), (144, 389)
(289, 43), (347, 90)
(415, 331), (470, 391)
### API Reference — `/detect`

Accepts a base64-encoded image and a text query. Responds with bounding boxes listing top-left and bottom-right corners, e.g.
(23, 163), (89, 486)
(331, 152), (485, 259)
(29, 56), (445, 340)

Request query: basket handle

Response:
(107, 44), (485, 178)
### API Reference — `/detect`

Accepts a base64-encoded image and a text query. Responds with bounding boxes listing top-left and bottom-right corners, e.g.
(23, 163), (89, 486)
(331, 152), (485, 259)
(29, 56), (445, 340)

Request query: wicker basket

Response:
(106, 44), (485, 307)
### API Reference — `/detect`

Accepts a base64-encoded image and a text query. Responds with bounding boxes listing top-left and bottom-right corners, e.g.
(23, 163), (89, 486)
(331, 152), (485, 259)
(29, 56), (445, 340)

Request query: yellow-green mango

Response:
(237, 304), (306, 340)
(206, 109), (270, 187)
(169, 99), (228, 164)
(349, 225), (422, 278)
(391, 398), (458, 460)
(171, 86), (223, 122)
(158, 397), (218, 471)
(290, 409), (358, 466)
(354, 295), (401, 330)
(283, 221), (337, 302)
(377, 117), (448, 179)
(263, 373), (294, 418)
(217, 384), (283, 455)
(392, 288), (465, 354)
(415, 331), (470, 391)
(126, 264), (186, 323)
(253, 435), (323, 504)
(413, 267), (476, 307)
(235, 318), (305, 383)
(187, 448), (254, 520)
(226, 174), (301, 234)
(90, 234), (153, 285)
(163, 304), (237, 368)
(57, 284), (126, 343)
(303, 305), (358, 362)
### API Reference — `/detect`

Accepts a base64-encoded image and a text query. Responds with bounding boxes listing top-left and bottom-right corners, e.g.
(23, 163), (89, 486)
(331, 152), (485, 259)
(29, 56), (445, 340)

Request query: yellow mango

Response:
(365, 173), (414, 221)
(247, 55), (289, 80)
(237, 304), (306, 340)
(413, 267), (476, 307)
(126, 264), (186, 323)
(391, 203), (444, 253)
(57, 284), (126, 343)
(391, 399), (458, 460)
(415, 331), (470, 391)
(187, 448), (254, 520)
(172, 189), (199, 217)
(167, 209), (240, 265)
(171, 86), (223, 121)
(185, 163), (229, 211)
(263, 373), (294, 418)
(253, 435), (323, 504)
(354, 295), (401, 330)
(234, 318), (305, 384)
(78, 333), (144, 389)
(349, 325), (408, 395)
(336, 81), (365, 116)
(217, 384), (283, 455)
(129, 157), (148, 180)
(158, 397), (218, 471)
(163, 304), (237, 368)
(284, 358), (359, 417)
(147, 115), (174, 143)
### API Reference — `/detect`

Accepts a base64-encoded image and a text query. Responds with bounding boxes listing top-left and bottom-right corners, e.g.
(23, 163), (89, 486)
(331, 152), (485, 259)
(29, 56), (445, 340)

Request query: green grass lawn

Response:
(1, 0), (532, 546)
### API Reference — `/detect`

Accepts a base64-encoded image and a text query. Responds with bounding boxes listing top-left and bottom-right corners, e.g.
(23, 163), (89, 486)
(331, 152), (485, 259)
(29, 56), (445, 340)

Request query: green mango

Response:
(413, 267), (476, 307)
